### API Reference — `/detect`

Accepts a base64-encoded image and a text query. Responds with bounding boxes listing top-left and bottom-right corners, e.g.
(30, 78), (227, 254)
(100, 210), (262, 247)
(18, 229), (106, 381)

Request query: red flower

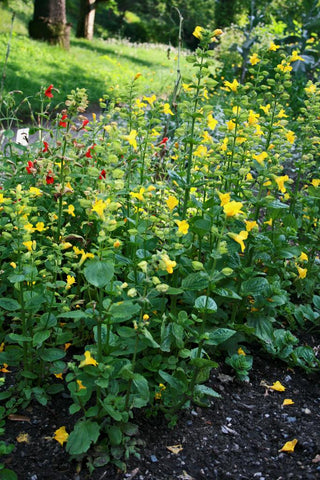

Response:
(81, 118), (89, 129)
(160, 137), (169, 145)
(99, 169), (106, 179)
(85, 144), (96, 158)
(46, 171), (54, 184)
(43, 141), (49, 153)
(44, 85), (54, 98)
(26, 161), (35, 174)
(59, 114), (68, 128)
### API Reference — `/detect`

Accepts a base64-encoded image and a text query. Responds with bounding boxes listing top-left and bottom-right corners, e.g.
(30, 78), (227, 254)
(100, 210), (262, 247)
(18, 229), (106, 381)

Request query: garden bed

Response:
(3, 341), (320, 480)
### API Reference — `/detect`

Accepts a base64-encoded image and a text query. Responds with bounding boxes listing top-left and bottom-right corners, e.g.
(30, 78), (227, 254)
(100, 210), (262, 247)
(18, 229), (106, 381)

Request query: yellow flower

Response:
(254, 124), (264, 136)
(269, 42), (280, 51)
(277, 109), (288, 119)
(220, 137), (228, 152)
(224, 79), (239, 92)
(166, 195), (179, 211)
(53, 426), (69, 446)
(66, 275), (76, 289)
(160, 254), (176, 274)
(65, 181), (74, 193)
(237, 347), (246, 356)
(182, 83), (192, 92)
(305, 83), (317, 95)
(202, 131), (213, 143)
(236, 136), (247, 144)
(218, 192), (231, 206)
(253, 151), (268, 165)
(282, 398), (295, 406)
(279, 439), (298, 453)
(249, 53), (260, 65)
(67, 204), (75, 217)
(113, 240), (121, 248)
(275, 175), (289, 193)
(143, 94), (156, 105)
(286, 130), (295, 144)
(24, 223), (35, 233)
(227, 119), (236, 131)
(194, 145), (211, 157)
(277, 61), (292, 73)
(207, 113), (218, 130)
(35, 222), (45, 232)
(246, 172), (253, 181)
(245, 220), (258, 232)
(192, 26), (203, 39)
(79, 350), (98, 368)
(290, 50), (304, 63)
(296, 265), (307, 279)
(126, 129), (138, 150)
(223, 200), (244, 217)
(10, 262), (17, 269)
(54, 373), (63, 379)
(130, 187), (145, 201)
(163, 103), (174, 115)
(76, 379), (87, 390)
(61, 241), (72, 250)
(248, 110), (260, 125)
(270, 381), (286, 391)
(92, 198), (109, 218)
(311, 179), (320, 187)
(264, 218), (273, 226)
(135, 98), (146, 110)
(176, 219), (189, 235)
(23, 240), (36, 252)
(29, 187), (42, 196)
(229, 230), (248, 252)
(134, 72), (142, 80)
(260, 104), (271, 115)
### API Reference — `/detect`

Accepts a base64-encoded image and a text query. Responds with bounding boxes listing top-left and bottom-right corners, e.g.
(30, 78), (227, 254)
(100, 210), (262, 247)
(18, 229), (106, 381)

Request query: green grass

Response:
(0, 2), (187, 116)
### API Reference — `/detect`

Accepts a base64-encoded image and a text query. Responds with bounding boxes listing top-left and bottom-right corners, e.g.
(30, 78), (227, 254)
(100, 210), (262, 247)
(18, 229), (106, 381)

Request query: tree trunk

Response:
(76, 0), (97, 40)
(29, 0), (71, 49)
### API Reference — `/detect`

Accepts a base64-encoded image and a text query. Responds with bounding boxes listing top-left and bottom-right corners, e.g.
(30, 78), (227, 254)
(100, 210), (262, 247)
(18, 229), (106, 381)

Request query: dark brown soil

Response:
(2, 343), (320, 480)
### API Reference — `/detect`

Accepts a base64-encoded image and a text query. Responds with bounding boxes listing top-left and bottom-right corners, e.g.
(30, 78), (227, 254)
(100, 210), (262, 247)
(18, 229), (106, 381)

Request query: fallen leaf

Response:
(167, 444), (183, 454)
(8, 414), (31, 423)
(221, 425), (237, 435)
(279, 438), (298, 453)
(177, 471), (195, 480)
(270, 381), (286, 392)
(312, 454), (320, 463)
(282, 398), (294, 406)
(125, 468), (139, 479)
(53, 426), (69, 446)
(16, 432), (30, 443)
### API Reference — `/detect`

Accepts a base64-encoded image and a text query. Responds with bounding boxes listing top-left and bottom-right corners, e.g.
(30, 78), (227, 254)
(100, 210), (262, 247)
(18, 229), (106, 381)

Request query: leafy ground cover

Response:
(0, 24), (320, 480)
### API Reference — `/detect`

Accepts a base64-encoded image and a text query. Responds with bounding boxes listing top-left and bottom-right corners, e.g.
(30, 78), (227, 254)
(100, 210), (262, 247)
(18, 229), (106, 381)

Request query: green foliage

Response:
(0, 19), (319, 473)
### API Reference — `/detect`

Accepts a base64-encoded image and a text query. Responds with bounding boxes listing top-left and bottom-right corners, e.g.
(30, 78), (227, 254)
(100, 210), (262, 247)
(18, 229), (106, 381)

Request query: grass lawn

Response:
(0, 2), (189, 115)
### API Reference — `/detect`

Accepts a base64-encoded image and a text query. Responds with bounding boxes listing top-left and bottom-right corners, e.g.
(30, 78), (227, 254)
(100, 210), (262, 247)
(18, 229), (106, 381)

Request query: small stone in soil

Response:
(150, 455), (158, 463)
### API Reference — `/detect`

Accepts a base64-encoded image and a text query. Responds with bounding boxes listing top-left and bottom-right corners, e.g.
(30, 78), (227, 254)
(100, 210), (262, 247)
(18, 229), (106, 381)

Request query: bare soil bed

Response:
(3, 338), (320, 480)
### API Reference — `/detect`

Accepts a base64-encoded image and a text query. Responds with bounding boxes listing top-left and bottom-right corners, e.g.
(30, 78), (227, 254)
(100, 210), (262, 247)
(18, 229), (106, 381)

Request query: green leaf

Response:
(141, 328), (160, 348)
(194, 384), (220, 398)
(33, 331), (50, 347)
(67, 420), (100, 455)
(69, 404), (81, 415)
(107, 425), (122, 446)
(57, 311), (89, 320)
(182, 272), (209, 291)
(84, 260), (114, 288)
(39, 348), (65, 362)
(0, 469), (18, 480)
(103, 403), (122, 421)
(7, 333), (32, 344)
(214, 288), (242, 300)
(194, 296), (217, 313)
(159, 370), (186, 392)
(241, 277), (269, 297)
(132, 373), (149, 406)
(247, 316), (274, 342)
(0, 297), (21, 311)
(204, 328), (236, 346)
(109, 301), (141, 322)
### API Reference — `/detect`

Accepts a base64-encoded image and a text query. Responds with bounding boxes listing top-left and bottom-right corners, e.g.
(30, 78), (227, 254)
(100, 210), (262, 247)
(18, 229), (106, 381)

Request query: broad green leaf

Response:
(67, 420), (100, 455)
(133, 373), (149, 402)
(39, 348), (65, 362)
(204, 328), (236, 346)
(33, 331), (50, 347)
(214, 288), (242, 300)
(7, 333), (32, 344)
(0, 297), (21, 311)
(182, 272), (209, 291)
(194, 384), (220, 398)
(84, 260), (114, 288)
(241, 277), (269, 297)
(159, 370), (186, 392)
(103, 403), (122, 421)
(107, 425), (122, 446)
(57, 311), (88, 320)
(109, 301), (141, 322)
(247, 316), (274, 342)
(141, 328), (160, 348)
(194, 296), (217, 313)
(0, 469), (17, 480)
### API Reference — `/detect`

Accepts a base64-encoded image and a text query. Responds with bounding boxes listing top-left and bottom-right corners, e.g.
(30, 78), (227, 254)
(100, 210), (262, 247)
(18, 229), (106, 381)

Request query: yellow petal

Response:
(279, 438), (298, 453)
(282, 399), (295, 406)
(16, 433), (30, 443)
(166, 444), (183, 454)
(270, 381), (286, 392)
(54, 426), (69, 446)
